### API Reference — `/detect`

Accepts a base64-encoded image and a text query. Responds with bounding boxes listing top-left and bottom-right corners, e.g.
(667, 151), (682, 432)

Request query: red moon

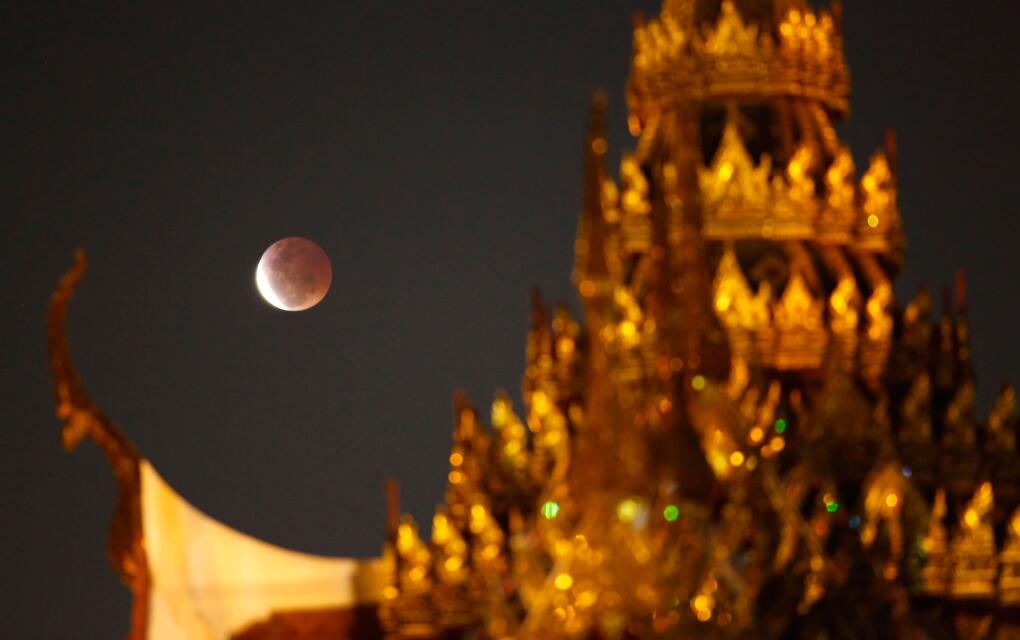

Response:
(255, 237), (332, 311)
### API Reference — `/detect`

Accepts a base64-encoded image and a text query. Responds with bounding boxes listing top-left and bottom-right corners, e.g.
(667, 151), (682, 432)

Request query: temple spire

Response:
(955, 269), (975, 384)
(573, 90), (612, 300)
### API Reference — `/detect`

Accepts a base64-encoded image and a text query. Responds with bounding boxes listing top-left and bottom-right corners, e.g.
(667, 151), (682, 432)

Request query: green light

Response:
(663, 505), (680, 522)
(692, 375), (706, 391)
(774, 418), (787, 434)
(826, 502), (839, 513)
(541, 500), (560, 519)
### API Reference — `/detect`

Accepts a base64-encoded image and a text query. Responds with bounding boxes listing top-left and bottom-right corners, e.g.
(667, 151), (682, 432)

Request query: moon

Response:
(255, 237), (332, 311)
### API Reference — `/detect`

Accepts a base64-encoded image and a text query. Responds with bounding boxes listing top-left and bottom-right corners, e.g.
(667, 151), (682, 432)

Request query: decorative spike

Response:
(46, 252), (149, 640)
(932, 287), (956, 392)
(395, 515), (433, 592)
(618, 154), (653, 256)
(944, 381), (977, 449)
(918, 489), (950, 595)
(828, 275), (861, 365)
(452, 389), (478, 442)
(712, 246), (769, 359)
(858, 148), (902, 253)
(819, 145), (857, 242)
(955, 269), (968, 313)
(900, 374), (933, 444)
(904, 285), (932, 326)
(386, 477), (401, 539)
(955, 270), (975, 384)
(949, 482), (997, 599)
(941, 379), (980, 503)
(432, 506), (468, 587)
(861, 282), (894, 389)
(524, 288), (555, 406)
(987, 383), (1017, 452)
(1000, 508), (1020, 605)
(699, 118), (774, 239)
(831, 0), (844, 35)
(885, 128), (898, 177)
(552, 305), (582, 400)
(756, 271), (827, 370)
(467, 501), (506, 573)
(573, 91), (612, 298)
(491, 391), (529, 479)
(702, 1), (759, 57)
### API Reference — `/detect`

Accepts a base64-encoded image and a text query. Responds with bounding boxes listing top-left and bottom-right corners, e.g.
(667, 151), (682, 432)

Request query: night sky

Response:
(6, 2), (1020, 636)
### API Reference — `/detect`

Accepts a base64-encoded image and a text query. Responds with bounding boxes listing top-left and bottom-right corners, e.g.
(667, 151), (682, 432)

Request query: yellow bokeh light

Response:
(618, 321), (637, 343)
(555, 573), (574, 590)
(617, 498), (640, 523)
(729, 451), (745, 467)
(885, 493), (898, 508)
(576, 589), (597, 607)
(718, 161), (734, 181)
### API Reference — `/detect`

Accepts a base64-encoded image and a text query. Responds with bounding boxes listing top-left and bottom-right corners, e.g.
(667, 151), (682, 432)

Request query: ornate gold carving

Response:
(756, 272), (828, 370)
(573, 92), (614, 299)
(919, 489), (950, 596)
(1000, 508), (1020, 605)
(432, 507), (468, 588)
(699, 120), (818, 240)
(861, 465), (906, 577)
(619, 154), (652, 255)
(699, 119), (771, 236)
(491, 391), (529, 483)
(712, 246), (769, 358)
(47, 251), (148, 640)
(987, 383), (1017, 452)
(819, 146), (857, 243)
(630, 1), (850, 125)
(900, 374), (933, 444)
(387, 515), (438, 638)
(861, 282), (894, 388)
(828, 276), (861, 363)
(57, 2), (1020, 636)
(944, 381), (978, 449)
(857, 150), (902, 253)
(950, 482), (997, 599)
(700, 1), (759, 58)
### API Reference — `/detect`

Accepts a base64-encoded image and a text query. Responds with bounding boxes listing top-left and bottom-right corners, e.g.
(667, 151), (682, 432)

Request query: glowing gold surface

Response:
(53, 1), (1020, 638)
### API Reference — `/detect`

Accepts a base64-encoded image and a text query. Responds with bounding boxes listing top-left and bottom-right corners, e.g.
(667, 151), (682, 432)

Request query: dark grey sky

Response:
(5, 2), (1020, 636)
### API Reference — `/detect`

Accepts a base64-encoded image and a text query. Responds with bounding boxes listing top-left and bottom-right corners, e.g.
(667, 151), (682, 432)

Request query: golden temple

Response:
(48, 1), (1020, 638)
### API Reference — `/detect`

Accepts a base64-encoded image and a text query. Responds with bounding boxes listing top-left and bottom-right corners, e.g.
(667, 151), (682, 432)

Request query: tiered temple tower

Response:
(47, 1), (1020, 638)
(380, 1), (1020, 638)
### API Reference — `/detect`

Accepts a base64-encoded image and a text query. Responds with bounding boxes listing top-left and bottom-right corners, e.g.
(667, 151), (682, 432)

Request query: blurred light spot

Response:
(541, 500), (560, 519)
